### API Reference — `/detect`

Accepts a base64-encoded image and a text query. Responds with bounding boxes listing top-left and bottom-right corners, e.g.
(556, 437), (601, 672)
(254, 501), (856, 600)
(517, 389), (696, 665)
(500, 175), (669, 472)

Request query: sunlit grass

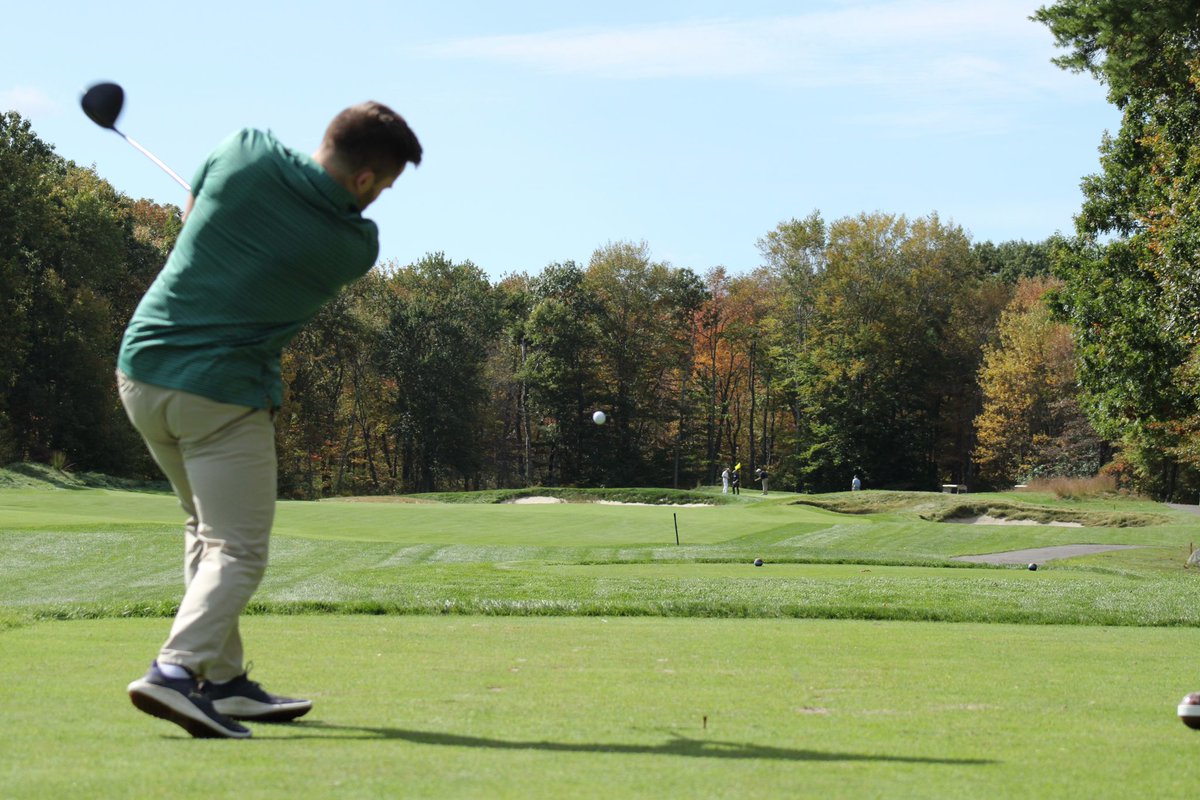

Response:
(5, 475), (1200, 798)
(3, 616), (1199, 799)
(1, 481), (1198, 628)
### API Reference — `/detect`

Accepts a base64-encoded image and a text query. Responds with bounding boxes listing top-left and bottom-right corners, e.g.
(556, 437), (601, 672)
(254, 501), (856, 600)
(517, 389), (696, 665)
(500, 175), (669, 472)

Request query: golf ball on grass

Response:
(1179, 694), (1200, 730)
(593, 410), (606, 425)
(1028, 563), (1038, 571)
(753, 558), (763, 567)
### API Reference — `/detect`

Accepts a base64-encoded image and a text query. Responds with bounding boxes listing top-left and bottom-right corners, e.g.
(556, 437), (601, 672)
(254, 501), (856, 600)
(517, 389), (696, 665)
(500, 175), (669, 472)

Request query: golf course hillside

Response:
(792, 490), (1173, 528)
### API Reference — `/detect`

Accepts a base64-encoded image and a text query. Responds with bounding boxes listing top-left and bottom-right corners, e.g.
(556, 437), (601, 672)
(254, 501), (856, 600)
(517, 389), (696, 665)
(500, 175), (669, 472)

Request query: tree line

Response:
(0, 107), (1088, 496)
(4, 0), (1199, 501)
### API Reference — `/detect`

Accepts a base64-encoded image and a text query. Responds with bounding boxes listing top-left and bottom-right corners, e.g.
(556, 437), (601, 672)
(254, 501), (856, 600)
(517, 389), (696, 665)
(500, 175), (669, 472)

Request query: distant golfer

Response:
(721, 467), (730, 494)
(852, 475), (862, 491)
(757, 467), (769, 495)
(731, 467), (741, 495)
(117, 103), (422, 738)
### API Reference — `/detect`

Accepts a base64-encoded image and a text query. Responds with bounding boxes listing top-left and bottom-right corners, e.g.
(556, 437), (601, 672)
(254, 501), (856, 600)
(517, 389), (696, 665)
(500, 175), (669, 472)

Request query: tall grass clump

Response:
(1023, 474), (1120, 500)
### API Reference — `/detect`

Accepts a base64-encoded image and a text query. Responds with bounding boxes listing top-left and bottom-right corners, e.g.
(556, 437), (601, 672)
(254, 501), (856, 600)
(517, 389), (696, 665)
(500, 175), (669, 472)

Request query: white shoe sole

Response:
(212, 695), (313, 722)
(128, 679), (252, 739)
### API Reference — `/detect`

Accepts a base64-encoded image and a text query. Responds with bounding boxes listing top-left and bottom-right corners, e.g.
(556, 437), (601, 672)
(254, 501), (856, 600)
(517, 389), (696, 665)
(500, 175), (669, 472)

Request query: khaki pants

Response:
(117, 371), (276, 682)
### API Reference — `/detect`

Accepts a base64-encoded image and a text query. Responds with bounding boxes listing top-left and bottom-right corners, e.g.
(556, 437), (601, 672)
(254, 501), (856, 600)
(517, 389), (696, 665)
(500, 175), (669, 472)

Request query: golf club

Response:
(80, 81), (191, 192)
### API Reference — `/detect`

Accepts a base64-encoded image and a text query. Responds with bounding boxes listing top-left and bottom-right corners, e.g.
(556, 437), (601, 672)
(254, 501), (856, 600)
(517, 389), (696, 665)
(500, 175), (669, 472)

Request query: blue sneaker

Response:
(127, 663), (251, 739)
(205, 669), (312, 722)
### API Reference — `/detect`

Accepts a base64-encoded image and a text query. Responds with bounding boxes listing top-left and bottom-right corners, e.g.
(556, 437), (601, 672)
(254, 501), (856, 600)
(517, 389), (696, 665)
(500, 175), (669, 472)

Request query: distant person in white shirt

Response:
(851, 475), (862, 491)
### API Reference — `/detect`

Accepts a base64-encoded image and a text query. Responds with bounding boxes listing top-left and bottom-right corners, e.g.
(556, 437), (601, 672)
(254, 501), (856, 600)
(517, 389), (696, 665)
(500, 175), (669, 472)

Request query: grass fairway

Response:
(2, 616), (1198, 799)
(2, 486), (1197, 625)
(3, 472), (1200, 797)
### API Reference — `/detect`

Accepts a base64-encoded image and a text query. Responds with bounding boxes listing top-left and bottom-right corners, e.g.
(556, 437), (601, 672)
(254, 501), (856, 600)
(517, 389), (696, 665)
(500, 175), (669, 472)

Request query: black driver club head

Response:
(80, 82), (124, 130)
(78, 80), (192, 191)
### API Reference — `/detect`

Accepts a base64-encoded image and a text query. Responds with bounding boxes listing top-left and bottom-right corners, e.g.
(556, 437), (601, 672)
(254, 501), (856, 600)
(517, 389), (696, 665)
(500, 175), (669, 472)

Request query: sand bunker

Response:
(507, 496), (566, 504)
(953, 544), (1139, 565)
(946, 514), (1082, 527)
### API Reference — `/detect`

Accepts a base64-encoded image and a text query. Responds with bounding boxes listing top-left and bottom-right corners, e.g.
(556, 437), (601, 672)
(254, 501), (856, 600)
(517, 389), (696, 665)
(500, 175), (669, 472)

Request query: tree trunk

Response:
(748, 339), (757, 474)
(520, 339), (532, 487)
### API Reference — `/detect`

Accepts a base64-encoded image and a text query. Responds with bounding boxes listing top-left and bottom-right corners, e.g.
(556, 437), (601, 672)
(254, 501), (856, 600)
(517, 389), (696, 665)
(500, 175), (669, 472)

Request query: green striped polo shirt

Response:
(118, 128), (379, 408)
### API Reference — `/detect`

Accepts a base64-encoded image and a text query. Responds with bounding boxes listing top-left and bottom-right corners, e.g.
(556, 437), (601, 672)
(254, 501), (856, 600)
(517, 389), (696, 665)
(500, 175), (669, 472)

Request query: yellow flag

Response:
(734, 463), (741, 471)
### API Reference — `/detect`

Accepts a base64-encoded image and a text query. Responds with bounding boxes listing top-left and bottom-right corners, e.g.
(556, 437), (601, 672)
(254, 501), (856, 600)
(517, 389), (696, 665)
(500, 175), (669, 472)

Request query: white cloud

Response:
(425, 0), (1056, 96)
(1, 86), (59, 117)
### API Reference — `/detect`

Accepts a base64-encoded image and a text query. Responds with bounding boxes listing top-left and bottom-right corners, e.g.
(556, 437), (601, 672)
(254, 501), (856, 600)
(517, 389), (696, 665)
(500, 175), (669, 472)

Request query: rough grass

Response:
(0, 461), (168, 492)
(1022, 474), (1124, 499)
(15, 555), (1200, 628)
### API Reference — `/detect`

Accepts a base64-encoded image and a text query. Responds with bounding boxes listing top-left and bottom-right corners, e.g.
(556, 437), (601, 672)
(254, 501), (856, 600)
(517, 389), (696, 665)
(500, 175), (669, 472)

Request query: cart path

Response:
(951, 544), (1140, 565)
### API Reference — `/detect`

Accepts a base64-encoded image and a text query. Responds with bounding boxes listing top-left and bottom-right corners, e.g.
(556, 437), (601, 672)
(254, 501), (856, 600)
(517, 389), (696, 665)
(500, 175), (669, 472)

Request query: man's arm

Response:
(181, 194), (196, 224)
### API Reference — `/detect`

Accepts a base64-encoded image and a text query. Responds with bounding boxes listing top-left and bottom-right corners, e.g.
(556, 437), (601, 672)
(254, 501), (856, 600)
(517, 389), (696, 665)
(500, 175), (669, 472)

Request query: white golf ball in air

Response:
(593, 410), (606, 425)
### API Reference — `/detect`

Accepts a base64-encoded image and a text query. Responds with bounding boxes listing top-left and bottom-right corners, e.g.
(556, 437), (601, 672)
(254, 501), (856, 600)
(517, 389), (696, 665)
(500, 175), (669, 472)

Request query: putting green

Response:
(0, 487), (859, 546)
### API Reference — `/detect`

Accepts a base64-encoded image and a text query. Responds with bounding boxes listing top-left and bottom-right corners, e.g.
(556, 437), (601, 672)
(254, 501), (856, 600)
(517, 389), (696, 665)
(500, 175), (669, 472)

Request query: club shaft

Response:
(116, 130), (191, 193)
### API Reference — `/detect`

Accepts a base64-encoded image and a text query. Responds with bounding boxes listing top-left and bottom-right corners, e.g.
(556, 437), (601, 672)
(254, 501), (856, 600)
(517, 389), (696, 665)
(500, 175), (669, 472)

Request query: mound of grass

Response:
(793, 490), (1170, 527)
(924, 501), (1167, 528)
(0, 463), (167, 492)
(792, 490), (951, 515)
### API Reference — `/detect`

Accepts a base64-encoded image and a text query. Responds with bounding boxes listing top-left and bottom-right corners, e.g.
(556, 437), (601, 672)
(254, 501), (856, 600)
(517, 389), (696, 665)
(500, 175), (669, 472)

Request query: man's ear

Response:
(353, 169), (377, 193)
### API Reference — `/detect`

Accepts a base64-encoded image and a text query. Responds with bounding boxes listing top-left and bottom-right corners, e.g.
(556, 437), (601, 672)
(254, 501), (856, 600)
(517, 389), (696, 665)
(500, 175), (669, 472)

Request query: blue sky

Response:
(5, 0), (1118, 279)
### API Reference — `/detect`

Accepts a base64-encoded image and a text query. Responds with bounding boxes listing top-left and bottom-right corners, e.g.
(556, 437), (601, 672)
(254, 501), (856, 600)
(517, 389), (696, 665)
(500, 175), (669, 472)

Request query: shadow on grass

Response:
(258, 721), (994, 765)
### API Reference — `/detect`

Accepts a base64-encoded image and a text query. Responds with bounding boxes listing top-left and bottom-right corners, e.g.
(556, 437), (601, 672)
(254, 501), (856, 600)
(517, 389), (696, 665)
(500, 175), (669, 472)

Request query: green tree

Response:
(1035, 0), (1200, 497)
(520, 262), (603, 485)
(0, 112), (61, 459)
(0, 113), (179, 473)
(794, 212), (986, 490)
(584, 242), (704, 486)
(693, 267), (743, 483)
(377, 254), (501, 492)
(483, 272), (534, 488)
(973, 239), (1054, 283)
(277, 270), (391, 498)
(755, 213), (830, 489)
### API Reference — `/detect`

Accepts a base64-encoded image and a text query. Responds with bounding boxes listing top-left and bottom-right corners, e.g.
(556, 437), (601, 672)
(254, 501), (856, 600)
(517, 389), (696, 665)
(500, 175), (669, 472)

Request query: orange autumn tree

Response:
(974, 277), (1102, 486)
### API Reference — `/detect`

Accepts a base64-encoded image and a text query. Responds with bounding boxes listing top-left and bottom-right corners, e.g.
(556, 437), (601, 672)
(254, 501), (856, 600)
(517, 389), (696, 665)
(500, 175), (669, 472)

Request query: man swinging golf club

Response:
(117, 100), (421, 738)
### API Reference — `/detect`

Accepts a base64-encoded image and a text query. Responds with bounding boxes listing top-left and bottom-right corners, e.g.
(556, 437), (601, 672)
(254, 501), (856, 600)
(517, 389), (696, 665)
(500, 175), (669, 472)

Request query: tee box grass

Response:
(3, 616), (1199, 799)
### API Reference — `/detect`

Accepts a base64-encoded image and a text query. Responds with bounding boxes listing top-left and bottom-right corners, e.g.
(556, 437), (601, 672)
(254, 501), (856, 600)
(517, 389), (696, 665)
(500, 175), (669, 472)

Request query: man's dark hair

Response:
(323, 101), (422, 175)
